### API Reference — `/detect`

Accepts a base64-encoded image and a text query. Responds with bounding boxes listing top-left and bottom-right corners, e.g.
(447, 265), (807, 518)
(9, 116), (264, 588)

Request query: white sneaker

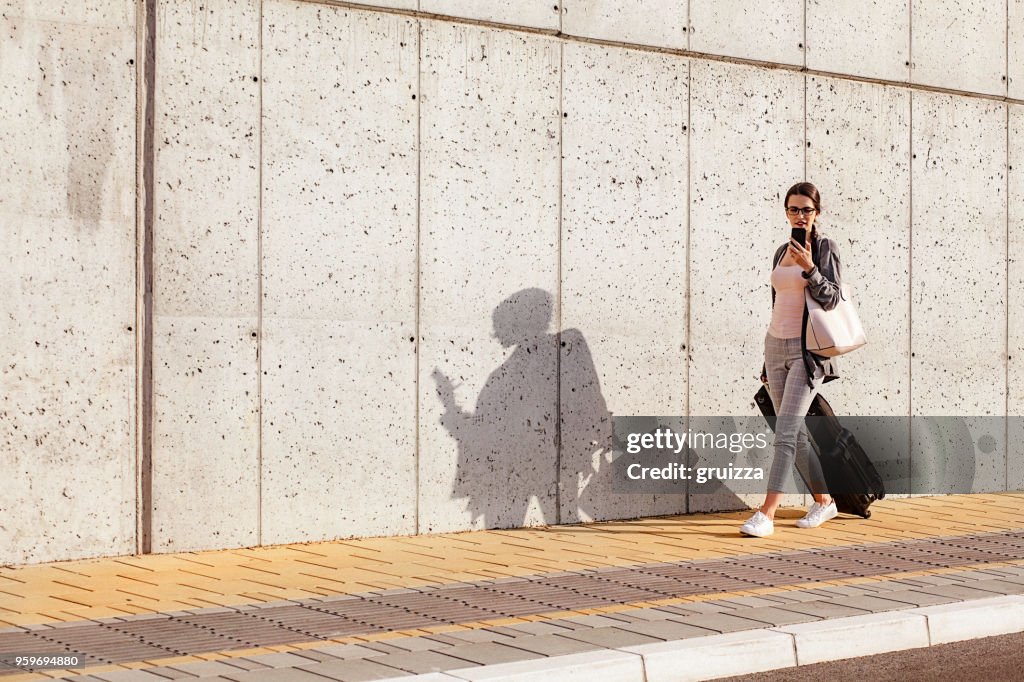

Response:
(796, 501), (838, 529)
(740, 511), (774, 537)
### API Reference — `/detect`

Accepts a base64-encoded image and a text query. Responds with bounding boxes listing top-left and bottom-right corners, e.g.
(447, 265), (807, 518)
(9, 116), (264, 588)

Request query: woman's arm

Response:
(803, 237), (843, 311)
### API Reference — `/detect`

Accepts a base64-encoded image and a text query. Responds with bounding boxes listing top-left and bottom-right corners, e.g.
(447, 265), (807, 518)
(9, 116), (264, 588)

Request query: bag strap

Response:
(799, 235), (822, 389)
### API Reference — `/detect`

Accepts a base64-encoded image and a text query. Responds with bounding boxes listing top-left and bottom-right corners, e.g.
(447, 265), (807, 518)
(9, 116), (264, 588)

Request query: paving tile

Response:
(824, 594), (920, 613)
(774, 600), (872, 619)
(420, 633), (472, 647)
(240, 653), (321, 669)
(139, 667), (195, 680)
(800, 584), (879, 598)
(362, 649), (477, 675)
(656, 602), (730, 615)
(712, 595), (790, 609)
(425, 628), (517, 645)
(309, 644), (405, 661)
(375, 636), (450, 653)
(498, 633), (602, 657)
(355, 642), (411, 657)
(491, 621), (576, 637)
(93, 671), (172, 682)
(295, 659), (410, 682)
(613, 618), (718, 641)
(286, 650), (350, 664)
(847, 580), (912, 594)
(765, 589), (837, 603)
(166, 662), (254, 678)
(665, 612), (769, 634)
(723, 606), (821, 627)
(975, 573), (1024, 586)
(220, 667), (328, 682)
(557, 626), (662, 648)
(441, 642), (542, 666)
(962, 579), (1024, 595)
(610, 608), (680, 623)
(911, 584), (1007, 601)
(877, 590), (961, 607)
(557, 614), (630, 629)
(894, 575), (961, 587)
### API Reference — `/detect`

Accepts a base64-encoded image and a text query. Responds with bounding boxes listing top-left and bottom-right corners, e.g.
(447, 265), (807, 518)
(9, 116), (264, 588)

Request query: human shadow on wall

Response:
(431, 288), (614, 529)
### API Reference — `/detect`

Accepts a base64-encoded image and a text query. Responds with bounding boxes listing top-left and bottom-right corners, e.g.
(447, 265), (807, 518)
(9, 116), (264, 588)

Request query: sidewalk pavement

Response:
(1, 493), (1023, 681)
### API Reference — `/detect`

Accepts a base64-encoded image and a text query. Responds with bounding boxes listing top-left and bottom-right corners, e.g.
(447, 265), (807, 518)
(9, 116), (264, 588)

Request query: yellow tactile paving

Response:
(1, 493), (1022, 629)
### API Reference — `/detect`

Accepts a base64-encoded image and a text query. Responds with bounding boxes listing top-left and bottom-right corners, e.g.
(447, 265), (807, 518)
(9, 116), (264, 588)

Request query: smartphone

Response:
(790, 227), (807, 248)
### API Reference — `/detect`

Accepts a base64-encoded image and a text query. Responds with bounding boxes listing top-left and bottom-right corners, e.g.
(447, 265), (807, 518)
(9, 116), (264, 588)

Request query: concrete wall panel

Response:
(261, 2), (418, 543)
(421, 0), (558, 30)
(911, 93), (1006, 493)
(689, 0), (803, 67)
(688, 61), (804, 512)
(560, 44), (687, 522)
(911, 0), (1006, 96)
(150, 0), (261, 552)
(419, 22), (561, 532)
(563, 1), (687, 49)
(1012, 0), (1024, 99)
(806, 0), (909, 82)
(806, 77), (911, 416)
(0, 0), (137, 564)
(1009, 105), (1023, 491)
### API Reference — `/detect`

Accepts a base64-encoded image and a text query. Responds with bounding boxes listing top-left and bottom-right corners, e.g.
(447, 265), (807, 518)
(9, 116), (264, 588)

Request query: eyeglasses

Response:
(785, 207), (817, 217)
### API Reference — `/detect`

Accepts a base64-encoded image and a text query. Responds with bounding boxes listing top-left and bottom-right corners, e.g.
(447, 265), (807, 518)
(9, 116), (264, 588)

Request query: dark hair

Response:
(784, 181), (822, 241)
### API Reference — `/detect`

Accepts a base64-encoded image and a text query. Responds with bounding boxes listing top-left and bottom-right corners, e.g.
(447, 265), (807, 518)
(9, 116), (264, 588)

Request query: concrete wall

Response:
(0, 0), (138, 565)
(3, 0), (1024, 564)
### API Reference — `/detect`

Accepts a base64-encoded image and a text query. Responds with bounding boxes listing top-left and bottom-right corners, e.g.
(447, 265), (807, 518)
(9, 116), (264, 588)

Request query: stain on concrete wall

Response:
(0, 0), (137, 565)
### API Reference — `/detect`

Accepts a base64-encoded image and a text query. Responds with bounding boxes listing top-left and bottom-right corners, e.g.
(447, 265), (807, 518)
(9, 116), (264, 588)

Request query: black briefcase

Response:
(754, 385), (885, 519)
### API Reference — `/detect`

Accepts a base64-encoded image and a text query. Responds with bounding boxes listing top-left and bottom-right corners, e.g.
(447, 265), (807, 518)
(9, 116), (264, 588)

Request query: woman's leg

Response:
(762, 337), (823, 518)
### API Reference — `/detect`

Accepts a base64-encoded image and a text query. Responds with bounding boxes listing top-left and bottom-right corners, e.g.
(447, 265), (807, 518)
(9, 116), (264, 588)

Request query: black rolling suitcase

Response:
(754, 385), (885, 519)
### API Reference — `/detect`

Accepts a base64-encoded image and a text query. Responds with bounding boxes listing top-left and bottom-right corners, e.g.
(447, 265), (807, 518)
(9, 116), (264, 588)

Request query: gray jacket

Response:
(768, 234), (843, 384)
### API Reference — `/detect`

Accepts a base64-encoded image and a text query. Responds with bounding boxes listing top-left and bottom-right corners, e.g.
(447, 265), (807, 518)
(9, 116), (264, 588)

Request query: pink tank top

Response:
(768, 264), (807, 339)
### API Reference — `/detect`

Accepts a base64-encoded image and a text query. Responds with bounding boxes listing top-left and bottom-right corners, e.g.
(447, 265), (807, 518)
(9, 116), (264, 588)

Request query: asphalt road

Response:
(719, 631), (1024, 682)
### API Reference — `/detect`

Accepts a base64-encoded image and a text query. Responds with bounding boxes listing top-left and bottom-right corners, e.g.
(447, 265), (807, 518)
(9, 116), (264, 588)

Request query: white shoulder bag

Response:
(804, 286), (866, 357)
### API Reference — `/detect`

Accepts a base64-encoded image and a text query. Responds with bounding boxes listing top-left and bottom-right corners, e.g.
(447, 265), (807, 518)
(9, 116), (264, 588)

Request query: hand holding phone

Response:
(790, 227), (807, 248)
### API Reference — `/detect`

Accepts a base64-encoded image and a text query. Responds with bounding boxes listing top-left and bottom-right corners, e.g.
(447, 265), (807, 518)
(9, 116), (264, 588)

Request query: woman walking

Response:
(741, 182), (843, 538)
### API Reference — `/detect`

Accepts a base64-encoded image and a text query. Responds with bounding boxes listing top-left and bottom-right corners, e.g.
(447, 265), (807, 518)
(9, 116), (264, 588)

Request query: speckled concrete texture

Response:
(687, 61), (804, 513)
(1008, 105), (1024, 491)
(688, 61), (803, 417)
(260, 1), (418, 543)
(910, 92), (1006, 417)
(150, 0), (261, 552)
(421, 0), (559, 31)
(806, 0), (910, 82)
(151, 318), (260, 551)
(0, 0), (138, 565)
(1011, 0), (1024, 99)
(560, 43), (688, 522)
(689, 0), (803, 67)
(910, 92), (1007, 494)
(418, 21), (561, 532)
(563, 0), (688, 49)
(805, 76), (911, 418)
(911, 0), (1007, 96)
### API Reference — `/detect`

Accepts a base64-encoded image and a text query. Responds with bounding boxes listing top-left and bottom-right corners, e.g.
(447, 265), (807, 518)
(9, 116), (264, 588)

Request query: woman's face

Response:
(785, 194), (818, 239)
